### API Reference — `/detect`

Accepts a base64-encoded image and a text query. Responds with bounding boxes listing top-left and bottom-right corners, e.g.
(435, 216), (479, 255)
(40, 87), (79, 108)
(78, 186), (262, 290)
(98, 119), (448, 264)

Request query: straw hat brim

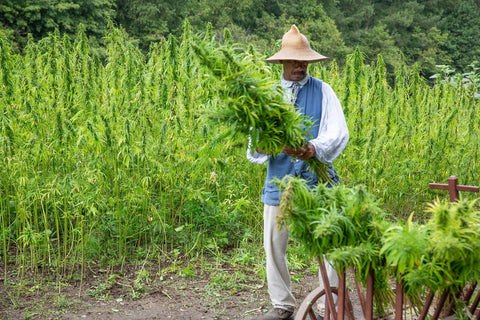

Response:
(265, 48), (328, 64)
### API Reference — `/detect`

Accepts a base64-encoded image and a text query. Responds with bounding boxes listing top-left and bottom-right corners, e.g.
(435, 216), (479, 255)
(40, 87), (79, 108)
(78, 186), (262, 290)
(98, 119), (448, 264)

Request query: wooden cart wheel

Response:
(295, 287), (339, 320)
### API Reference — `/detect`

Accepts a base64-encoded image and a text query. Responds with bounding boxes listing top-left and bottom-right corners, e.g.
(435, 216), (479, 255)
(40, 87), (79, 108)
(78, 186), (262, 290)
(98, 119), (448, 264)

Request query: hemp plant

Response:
(277, 177), (394, 312)
(380, 198), (480, 313)
(193, 36), (333, 183)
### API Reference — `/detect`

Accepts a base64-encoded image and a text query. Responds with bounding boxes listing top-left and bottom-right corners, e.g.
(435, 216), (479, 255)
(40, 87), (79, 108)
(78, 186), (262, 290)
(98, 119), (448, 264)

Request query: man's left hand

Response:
(283, 143), (315, 160)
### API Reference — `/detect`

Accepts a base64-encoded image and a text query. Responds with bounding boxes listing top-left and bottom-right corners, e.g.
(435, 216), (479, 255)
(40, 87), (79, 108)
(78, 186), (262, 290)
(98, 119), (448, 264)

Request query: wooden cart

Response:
(295, 257), (480, 320)
(295, 177), (480, 320)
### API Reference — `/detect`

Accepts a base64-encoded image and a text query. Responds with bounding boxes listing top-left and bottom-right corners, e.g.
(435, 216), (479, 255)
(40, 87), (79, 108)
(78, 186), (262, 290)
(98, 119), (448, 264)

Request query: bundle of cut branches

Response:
(193, 39), (333, 183)
(277, 177), (394, 313)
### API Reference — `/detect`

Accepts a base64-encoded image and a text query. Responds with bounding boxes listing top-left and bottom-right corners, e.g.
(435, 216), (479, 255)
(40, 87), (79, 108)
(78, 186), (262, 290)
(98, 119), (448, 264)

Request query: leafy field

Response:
(1, 20), (479, 284)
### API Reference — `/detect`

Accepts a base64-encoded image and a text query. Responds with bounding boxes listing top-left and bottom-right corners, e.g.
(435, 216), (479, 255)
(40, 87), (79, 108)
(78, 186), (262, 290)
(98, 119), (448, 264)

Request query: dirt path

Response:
(1, 264), (331, 320)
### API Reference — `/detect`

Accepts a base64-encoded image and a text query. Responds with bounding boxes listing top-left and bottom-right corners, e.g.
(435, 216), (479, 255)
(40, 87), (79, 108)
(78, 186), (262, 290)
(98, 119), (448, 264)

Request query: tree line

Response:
(1, 0), (479, 76)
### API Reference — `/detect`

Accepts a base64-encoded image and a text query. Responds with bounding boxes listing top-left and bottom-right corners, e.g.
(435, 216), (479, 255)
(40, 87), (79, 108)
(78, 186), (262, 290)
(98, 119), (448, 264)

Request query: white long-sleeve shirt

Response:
(247, 74), (349, 165)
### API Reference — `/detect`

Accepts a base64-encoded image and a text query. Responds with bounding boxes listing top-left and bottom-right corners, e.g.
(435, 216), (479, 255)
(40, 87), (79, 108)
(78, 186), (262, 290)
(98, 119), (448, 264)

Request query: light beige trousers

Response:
(264, 204), (338, 312)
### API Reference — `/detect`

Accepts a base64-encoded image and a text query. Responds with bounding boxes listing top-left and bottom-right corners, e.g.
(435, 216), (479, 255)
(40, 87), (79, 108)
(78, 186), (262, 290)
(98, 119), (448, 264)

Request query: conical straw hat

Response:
(265, 25), (328, 64)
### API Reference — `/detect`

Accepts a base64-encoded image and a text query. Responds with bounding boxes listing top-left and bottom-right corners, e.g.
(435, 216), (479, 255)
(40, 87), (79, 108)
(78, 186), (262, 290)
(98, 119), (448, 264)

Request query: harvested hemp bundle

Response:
(193, 40), (333, 183)
(277, 177), (394, 313)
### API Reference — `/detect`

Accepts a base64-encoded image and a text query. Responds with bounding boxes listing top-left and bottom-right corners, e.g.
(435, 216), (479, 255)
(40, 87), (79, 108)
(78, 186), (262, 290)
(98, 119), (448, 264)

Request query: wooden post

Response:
(337, 269), (346, 320)
(394, 278), (404, 320)
(318, 256), (338, 320)
(429, 176), (479, 202)
(365, 267), (374, 320)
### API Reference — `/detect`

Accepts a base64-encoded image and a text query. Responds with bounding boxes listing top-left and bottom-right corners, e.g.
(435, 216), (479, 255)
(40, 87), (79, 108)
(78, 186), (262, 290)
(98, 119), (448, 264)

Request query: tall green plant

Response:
(380, 197), (480, 315)
(277, 177), (394, 312)
(1, 23), (479, 283)
(192, 38), (334, 183)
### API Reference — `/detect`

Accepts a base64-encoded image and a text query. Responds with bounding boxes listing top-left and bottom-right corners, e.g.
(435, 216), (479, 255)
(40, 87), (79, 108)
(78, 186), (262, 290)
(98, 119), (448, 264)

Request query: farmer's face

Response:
(282, 60), (309, 81)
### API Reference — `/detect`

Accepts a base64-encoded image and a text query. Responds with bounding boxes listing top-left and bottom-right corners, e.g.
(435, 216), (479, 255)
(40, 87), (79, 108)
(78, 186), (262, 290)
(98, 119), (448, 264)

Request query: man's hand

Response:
(283, 143), (315, 160)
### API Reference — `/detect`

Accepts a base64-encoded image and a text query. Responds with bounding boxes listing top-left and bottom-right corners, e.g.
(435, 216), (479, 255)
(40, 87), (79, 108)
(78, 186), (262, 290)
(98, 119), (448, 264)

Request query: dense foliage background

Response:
(0, 18), (479, 280)
(0, 1), (480, 290)
(1, 0), (480, 76)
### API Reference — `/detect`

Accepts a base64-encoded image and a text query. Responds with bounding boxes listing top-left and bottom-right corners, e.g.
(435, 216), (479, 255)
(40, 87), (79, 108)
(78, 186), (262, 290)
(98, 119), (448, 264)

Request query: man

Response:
(247, 25), (349, 320)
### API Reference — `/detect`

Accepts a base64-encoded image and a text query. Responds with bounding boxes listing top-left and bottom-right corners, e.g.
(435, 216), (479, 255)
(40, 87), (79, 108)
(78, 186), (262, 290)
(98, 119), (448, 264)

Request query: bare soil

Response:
(0, 261), (332, 320)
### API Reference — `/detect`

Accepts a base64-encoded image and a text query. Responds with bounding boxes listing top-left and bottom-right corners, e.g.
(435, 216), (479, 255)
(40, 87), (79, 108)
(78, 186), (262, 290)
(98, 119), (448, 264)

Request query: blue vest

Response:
(261, 77), (338, 206)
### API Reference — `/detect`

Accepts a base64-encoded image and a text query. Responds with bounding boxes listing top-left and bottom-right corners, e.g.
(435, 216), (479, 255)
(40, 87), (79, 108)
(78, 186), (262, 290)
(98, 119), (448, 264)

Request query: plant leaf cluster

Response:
(193, 41), (309, 154)
(278, 177), (388, 266)
(193, 40), (334, 183)
(277, 176), (393, 311)
(381, 198), (480, 300)
(278, 177), (480, 313)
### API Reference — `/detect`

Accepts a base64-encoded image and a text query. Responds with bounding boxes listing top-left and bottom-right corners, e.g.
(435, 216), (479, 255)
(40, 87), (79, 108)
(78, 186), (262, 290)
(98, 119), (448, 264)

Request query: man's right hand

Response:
(283, 144), (315, 160)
